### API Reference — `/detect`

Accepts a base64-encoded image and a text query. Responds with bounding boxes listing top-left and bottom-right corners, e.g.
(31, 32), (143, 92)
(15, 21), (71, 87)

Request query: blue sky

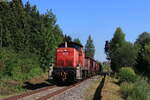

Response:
(23, 0), (150, 62)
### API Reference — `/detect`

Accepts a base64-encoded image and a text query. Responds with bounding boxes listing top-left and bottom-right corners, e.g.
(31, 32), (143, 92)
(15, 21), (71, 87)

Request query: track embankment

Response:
(92, 75), (106, 100)
(100, 76), (123, 100)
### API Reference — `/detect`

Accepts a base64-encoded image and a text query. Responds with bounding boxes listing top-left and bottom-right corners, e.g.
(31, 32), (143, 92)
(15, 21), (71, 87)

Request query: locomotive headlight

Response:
(64, 49), (67, 52)
(63, 50), (69, 55)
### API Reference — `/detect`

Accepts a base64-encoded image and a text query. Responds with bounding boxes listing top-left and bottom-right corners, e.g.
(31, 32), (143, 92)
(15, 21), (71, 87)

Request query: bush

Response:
(128, 79), (150, 100)
(120, 82), (133, 98)
(0, 48), (43, 81)
(128, 78), (150, 100)
(120, 77), (150, 100)
(118, 67), (137, 83)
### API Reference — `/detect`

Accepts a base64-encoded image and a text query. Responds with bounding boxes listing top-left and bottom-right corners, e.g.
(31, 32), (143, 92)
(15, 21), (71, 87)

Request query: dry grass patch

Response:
(84, 76), (102, 100)
(0, 73), (48, 99)
(101, 77), (123, 100)
(27, 73), (48, 84)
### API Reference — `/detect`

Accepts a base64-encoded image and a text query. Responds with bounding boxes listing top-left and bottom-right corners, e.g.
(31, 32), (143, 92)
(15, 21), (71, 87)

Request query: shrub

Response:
(29, 67), (43, 77)
(127, 78), (150, 100)
(0, 48), (43, 81)
(120, 77), (150, 100)
(118, 67), (137, 83)
(120, 82), (133, 98)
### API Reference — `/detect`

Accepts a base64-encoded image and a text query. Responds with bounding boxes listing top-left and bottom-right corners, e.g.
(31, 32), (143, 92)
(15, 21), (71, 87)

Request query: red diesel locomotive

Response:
(51, 42), (101, 82)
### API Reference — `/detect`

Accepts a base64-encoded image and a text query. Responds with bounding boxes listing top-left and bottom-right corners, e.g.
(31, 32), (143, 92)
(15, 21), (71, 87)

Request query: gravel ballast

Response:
(48, 76), (101, 100)
(18, 87), (65, 100)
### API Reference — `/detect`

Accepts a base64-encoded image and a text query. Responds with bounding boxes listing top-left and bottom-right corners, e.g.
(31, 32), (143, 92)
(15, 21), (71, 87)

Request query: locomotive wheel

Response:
(67, 70), (76, 83)
(53, 76), (61, 83)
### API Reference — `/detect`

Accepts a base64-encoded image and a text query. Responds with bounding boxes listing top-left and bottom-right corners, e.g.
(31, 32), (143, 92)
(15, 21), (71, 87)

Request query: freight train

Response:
(49, 42), (101, 82)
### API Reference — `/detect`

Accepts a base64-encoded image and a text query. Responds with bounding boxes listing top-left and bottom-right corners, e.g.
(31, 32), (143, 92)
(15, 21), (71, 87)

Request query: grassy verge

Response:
(118, 67), (150, 100)
(0, 73), (48, 99)
(101, 76), (123, 100)
(84, 76), (123, 100)
(84, 76), (102, 100)
(0, 48), (48, 98)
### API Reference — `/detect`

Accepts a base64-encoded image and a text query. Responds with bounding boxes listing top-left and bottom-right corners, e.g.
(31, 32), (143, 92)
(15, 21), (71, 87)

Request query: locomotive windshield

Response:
(58, 42), (83, 50)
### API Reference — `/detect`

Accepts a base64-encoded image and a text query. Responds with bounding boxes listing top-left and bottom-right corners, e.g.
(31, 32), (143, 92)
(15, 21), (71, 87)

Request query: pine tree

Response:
(85, 35), (95, 58)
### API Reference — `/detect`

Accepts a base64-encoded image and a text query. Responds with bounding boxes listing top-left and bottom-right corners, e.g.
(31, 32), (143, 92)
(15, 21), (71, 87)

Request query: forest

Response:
(0, 0), (65, 80)
(0, 0), (95, 81)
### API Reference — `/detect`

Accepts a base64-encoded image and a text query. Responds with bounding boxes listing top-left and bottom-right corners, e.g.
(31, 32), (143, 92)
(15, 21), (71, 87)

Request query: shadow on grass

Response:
(113, 81), (120, 85)
(23, 79), (54, 90)
(93, 75), (106, 100)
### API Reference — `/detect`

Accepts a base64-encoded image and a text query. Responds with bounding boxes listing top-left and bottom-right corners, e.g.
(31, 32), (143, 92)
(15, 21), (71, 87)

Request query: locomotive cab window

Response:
(58, 42), (83, 51)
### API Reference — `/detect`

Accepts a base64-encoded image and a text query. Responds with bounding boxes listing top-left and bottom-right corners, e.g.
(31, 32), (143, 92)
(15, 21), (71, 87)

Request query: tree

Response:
(142, 43), (150, 78)
(63, 35), (72, 42)
(110, 42), (138, 72)
(114, 42), (138, 68)
(85, 35), (95, 58)
(0, 0), (64, 71)
(34, 10), (63, 70)
(73, 38), (81, 45)
(0, 18), (2, 48)
(110, 27), (125, 53)
(135, 32), (150, 78)
(0, 1), (12, 48)
(135, 32), (150, 46)
(108, 27), (138, 72)
(108, 27), (126, 71)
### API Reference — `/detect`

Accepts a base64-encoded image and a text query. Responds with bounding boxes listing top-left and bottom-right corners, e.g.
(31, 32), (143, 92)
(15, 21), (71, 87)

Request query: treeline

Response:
(0, 0), (64, 70)
(0, 0), (65, 80)
(105, 27), (150, 79)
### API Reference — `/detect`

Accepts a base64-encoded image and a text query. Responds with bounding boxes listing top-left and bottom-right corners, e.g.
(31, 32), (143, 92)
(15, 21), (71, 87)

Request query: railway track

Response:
(37, 80), (86, 100)
(2, 85), (57, 100)
(2, 78), (90, 100)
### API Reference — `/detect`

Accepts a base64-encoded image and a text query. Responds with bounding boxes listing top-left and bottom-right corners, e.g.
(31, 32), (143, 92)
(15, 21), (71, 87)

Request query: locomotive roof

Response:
(85, 56), (101, 64)
(85, 57), (96, 61)
(58, 42), (83, 48)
